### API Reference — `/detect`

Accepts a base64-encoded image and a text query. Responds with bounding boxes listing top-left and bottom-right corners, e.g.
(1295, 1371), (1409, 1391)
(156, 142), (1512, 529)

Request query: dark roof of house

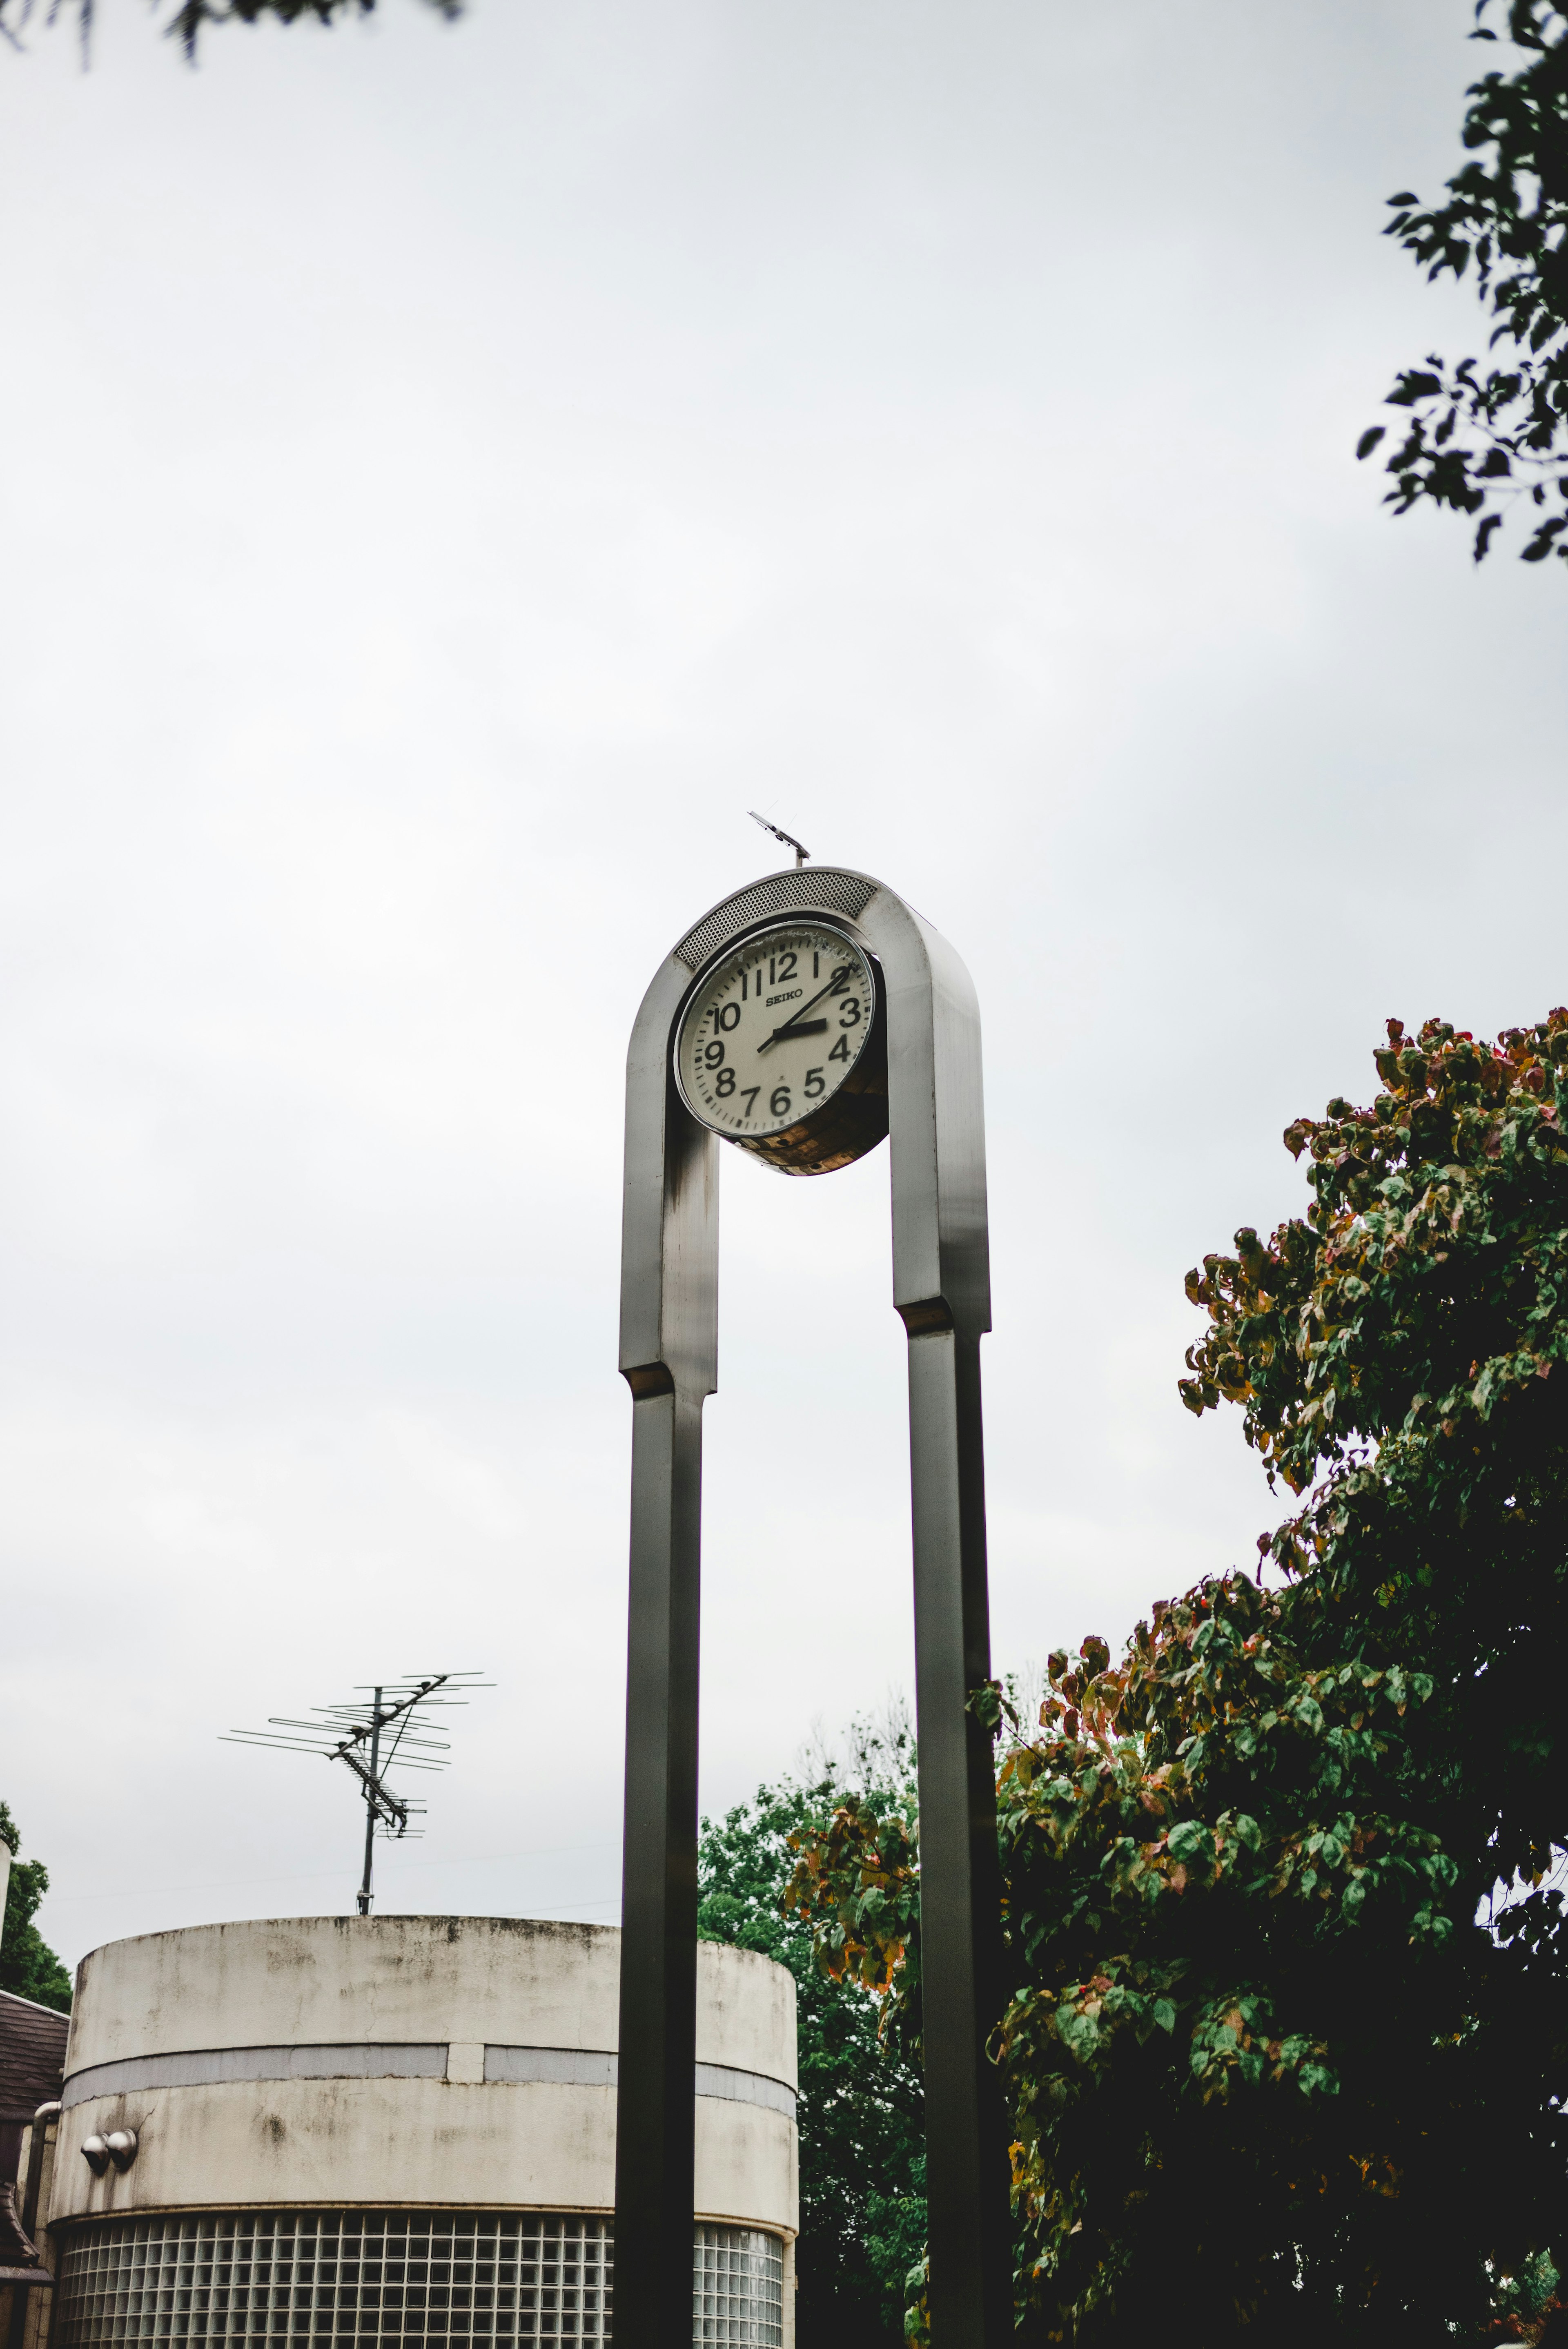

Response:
(0, 1990), (69, 2122)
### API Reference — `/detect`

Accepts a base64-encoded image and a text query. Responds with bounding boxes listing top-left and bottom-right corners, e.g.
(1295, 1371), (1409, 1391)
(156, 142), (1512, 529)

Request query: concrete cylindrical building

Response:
(42, 1917), (797, 2347)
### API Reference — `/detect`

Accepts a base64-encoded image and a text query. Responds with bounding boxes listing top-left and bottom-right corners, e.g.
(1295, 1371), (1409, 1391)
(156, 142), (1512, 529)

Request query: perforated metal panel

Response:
(674, 870), (877, 972)
(53, 2213), (783, 2348)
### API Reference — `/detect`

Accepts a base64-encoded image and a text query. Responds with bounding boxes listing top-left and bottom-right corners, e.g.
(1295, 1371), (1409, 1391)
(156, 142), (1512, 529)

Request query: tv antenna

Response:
(223, 1671), (491, 1915)
(748, 810), (810, 868)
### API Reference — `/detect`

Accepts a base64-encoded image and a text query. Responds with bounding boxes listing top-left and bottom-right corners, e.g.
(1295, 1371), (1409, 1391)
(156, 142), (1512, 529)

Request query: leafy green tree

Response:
(1359, 0), (1568, 565)
(791, 1011), (1568, 2344)
(0, 1801), (72, 2015)
(698, 1718), (925, 2347)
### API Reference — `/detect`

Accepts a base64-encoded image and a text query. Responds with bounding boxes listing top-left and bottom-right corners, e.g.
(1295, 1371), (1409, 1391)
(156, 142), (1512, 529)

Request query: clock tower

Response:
(613, 864), (1012, 2346)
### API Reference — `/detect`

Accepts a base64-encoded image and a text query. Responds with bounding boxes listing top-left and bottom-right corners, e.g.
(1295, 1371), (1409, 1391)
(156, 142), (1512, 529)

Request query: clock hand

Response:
(756, 967), (853, 1053)
(758, 1017), (828, 1049)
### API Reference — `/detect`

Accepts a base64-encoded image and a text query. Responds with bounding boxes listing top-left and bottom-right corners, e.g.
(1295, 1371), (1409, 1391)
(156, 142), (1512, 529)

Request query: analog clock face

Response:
(676, 921), (878, 1142)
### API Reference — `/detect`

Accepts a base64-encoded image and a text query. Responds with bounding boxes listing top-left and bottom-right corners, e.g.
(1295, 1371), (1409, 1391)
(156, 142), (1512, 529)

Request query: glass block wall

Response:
(690, 2228), (782, 2346)
(52, 2212), (784, 2349)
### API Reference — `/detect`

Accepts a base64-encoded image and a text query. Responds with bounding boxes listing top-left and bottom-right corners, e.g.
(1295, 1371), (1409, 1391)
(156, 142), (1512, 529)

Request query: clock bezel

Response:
(672, 914), (889, 1176)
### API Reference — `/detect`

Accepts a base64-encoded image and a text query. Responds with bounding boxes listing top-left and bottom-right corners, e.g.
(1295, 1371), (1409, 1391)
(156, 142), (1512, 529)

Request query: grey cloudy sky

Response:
(2, 0), (1564, 1971)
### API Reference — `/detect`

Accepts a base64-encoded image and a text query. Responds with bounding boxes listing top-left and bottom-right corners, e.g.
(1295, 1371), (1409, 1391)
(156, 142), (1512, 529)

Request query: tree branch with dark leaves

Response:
(1359, 0), (1568, 566)
(0, 0), (460, 65)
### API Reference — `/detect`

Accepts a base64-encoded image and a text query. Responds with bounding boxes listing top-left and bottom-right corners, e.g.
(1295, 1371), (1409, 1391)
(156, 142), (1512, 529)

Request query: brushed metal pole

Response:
(614, 1386), (705, 2341)
(864, 885), (1013, 2346)
(615, 951), (719, 2349)
(903, 1327), (1011, 2340)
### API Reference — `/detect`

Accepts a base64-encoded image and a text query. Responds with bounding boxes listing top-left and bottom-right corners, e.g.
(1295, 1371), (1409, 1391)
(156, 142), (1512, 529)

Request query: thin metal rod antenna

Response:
(357, 1686), (382, 1916)
(747, 810), (809, 869)
(223, 1670), (492, 1914)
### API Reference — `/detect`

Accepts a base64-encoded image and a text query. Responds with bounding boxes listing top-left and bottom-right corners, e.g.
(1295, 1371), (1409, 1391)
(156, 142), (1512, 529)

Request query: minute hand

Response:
(756, 965), (853, 1053)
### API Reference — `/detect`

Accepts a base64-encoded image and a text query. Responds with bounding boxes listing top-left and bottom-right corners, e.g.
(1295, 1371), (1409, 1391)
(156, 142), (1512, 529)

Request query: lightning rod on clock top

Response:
(613, 861), (1012, 2346)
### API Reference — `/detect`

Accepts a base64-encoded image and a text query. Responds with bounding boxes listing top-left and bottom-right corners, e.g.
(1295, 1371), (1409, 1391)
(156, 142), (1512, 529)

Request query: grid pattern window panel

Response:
(691, 2227), (782, 2349)
(54, 2215), (784, 2349)
(54, 2213), (611, 2346)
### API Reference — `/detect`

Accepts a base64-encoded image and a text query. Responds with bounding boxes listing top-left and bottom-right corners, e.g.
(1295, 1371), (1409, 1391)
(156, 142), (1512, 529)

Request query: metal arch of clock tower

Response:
(612, 868), (1013, 2347)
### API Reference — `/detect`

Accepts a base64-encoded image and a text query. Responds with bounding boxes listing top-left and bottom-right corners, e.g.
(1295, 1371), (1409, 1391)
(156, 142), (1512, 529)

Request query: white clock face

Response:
(676, 922), (877, 1141)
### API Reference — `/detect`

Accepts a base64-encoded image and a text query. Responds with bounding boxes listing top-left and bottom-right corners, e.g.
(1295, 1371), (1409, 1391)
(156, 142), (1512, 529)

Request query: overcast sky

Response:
(2, 0), (1564, 1974)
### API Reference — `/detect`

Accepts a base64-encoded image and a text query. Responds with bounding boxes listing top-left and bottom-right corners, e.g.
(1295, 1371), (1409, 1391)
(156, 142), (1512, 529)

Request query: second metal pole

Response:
(906, 1328), (1012, 2341)
(612, 1387), (704, 2344)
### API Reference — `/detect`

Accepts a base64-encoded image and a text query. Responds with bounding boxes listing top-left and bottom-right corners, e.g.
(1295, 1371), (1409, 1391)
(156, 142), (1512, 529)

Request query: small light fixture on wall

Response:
(82, 2129), (138, 2174)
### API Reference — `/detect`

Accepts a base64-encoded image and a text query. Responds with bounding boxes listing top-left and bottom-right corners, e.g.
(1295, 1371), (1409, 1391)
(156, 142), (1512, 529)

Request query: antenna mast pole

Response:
(224, 1670), (492, 1916)
(356, 1687), (383, 1916)
(747, 810), (809, 869)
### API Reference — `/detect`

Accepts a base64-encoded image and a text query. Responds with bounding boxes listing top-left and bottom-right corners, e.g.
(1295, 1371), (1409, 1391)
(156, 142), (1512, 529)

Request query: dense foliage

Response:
(0, 1801), (72, 2014)
(791, 1012), (1568, 2343)
(1361, 0), (1568, 565)
(697, 1723), (925, 2346)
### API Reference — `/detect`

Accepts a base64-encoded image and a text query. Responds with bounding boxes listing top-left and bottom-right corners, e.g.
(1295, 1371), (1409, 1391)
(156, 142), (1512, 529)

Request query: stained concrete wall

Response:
(47, 1918), (797, 2243)
(61, 1917), (795, 2084)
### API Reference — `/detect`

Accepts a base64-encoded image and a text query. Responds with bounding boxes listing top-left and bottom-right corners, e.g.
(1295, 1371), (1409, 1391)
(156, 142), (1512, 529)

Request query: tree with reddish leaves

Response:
(790, 1013), (1568, 2343)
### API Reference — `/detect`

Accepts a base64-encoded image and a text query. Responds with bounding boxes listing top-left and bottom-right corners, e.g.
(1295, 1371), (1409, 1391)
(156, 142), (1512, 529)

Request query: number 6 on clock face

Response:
(673, 918), (888, 1176)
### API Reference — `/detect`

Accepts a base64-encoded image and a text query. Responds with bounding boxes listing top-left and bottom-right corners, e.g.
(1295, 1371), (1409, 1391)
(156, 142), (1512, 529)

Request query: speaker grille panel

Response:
(675, 870), (876, 971)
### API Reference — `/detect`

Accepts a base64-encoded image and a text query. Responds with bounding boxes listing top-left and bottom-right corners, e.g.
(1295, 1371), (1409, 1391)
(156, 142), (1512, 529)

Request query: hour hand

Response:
(757, 1017), (828, 1052)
